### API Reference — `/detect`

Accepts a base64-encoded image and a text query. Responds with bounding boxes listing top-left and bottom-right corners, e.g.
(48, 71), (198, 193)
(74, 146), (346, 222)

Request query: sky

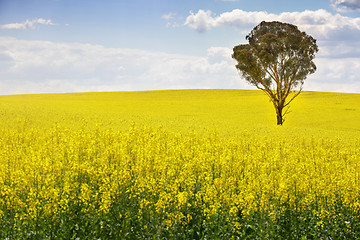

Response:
(1, 0), (360, 95)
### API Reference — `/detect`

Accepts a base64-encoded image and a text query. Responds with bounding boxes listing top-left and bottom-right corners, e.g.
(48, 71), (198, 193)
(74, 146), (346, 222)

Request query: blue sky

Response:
(1, 0), (360, 94)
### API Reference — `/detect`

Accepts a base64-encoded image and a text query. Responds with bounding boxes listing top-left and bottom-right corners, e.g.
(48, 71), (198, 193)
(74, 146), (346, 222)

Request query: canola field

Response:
(0, 89), (360, 239)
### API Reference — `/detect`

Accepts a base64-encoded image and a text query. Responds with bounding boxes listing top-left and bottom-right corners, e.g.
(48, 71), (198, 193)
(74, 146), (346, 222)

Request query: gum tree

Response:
(232, 21), (318, 125)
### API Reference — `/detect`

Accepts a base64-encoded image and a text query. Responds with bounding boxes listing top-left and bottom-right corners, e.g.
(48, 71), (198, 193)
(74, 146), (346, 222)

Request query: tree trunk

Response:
(276, 106), (283, 125)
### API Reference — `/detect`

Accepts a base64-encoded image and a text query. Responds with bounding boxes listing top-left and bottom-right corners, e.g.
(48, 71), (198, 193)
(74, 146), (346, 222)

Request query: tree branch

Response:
(284, 85), (302, 108)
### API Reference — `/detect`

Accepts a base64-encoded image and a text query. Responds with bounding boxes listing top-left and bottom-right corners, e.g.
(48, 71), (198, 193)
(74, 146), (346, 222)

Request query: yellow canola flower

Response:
(0, 89), (359, 232)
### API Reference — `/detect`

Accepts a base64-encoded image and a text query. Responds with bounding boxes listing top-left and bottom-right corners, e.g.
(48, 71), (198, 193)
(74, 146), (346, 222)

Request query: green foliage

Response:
(232, 21), (319, 125)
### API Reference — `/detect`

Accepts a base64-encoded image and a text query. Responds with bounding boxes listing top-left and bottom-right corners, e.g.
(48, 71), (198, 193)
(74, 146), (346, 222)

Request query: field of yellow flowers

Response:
(0, 89), (360, 239)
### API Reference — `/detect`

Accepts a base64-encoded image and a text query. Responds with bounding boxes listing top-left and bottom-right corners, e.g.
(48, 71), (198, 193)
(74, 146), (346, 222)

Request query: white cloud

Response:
(318, 41), (360, 58)
(304, 57), (360, 93)
(162, 12), (176, 20)
(0, 37), (247, 95)
(162, 12), (182, 28)
(0, 18), (56, 30)
(184, 9), (360, 40)
(185, 10), (215, 33)
(331, 0), (360, 12)
(0, 37), (358, 95)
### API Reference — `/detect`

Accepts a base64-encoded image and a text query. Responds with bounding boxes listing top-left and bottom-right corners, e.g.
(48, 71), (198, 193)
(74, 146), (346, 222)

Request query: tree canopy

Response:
(232, 21), (318, 125)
